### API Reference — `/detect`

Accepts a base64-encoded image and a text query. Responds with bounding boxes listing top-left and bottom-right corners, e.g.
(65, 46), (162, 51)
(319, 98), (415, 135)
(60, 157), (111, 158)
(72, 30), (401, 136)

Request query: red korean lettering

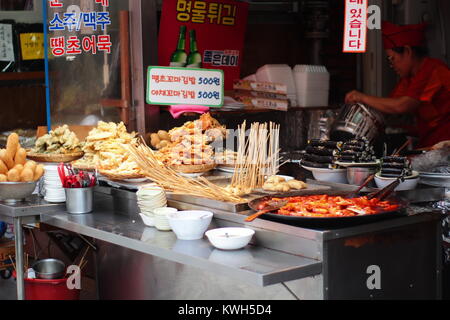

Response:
(50, 36), (65, 56)
(82, 35), (97, 54)
(49, 0), (63, 8)
(97, 35), (112, 53)
(152, 75), (160, 83)
(66, 36), (82, 55)
(95, 0), (109, 7)
(350, 8), (363, 19)
(349, 19), (362, 28)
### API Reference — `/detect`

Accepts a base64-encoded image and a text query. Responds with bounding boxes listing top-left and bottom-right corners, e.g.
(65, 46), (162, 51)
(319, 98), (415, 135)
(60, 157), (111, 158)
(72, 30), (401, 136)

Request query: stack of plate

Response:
(136, 184), (167, 227)
(43, 164), (66, 203)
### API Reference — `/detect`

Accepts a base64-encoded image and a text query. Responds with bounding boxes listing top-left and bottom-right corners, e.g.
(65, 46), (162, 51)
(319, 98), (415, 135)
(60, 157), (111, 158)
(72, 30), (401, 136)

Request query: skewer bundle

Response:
(125, 139), (244, 203)
(229, 121), (281, 195)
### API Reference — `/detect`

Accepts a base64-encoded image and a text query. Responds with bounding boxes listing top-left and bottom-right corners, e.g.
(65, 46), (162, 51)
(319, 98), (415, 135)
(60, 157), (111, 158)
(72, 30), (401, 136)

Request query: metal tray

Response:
(248, 190), (409, 229)
(419, 171), (450, 188)
(167, 177), (331, 213)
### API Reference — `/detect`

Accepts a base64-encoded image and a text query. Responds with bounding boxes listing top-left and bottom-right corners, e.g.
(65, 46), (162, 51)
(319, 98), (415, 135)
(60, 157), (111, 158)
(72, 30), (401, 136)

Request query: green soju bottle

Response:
(170, 25), (187, 67)
(186, 29), (202, 68)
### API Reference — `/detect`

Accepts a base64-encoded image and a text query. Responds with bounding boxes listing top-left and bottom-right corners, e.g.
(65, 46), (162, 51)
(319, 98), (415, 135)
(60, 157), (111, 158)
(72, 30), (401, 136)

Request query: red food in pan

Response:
(257, 195), (400, 218)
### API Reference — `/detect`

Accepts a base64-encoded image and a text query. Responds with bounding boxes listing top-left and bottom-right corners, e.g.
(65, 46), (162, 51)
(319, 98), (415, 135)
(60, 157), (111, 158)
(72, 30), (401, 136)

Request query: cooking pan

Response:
(247, 189), (409, 229)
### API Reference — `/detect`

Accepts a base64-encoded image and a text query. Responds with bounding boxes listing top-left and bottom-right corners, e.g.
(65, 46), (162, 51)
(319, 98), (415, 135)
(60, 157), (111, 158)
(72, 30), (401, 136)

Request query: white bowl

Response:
(167, 210), (213, 240)
(374, 171), (420, 191)
(205, 227), (255, 250)
(139, 213), (155, 227)
(302, 164), (348, 184)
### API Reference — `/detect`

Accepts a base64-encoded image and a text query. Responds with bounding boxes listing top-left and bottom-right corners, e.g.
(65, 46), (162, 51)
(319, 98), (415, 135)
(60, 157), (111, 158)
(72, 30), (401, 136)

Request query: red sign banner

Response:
(343, 0), (368, 53)
(158, 0), (249, 90)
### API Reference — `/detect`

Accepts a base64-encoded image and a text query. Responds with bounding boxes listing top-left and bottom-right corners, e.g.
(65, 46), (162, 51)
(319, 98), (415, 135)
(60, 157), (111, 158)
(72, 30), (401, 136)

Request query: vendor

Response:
(345, 21), (450, 150)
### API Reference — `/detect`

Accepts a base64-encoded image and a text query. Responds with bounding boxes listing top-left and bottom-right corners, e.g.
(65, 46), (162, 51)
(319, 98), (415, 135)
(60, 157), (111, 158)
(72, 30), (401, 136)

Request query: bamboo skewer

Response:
(229, 121), (281, 195)
(125, 139), (244, 203)
(392, 139), (412, 156)
(8, 255), (16, 273)
(78, 246), (90, 269)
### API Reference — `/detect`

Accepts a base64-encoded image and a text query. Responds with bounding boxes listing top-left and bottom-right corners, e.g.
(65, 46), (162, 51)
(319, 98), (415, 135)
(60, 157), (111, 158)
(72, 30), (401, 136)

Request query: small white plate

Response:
(177, 172), (205, 178)
(123, 178), (149, 183)
(334, 160), (380, 168)
(216, 166), (236, 173)
(265, 175), (294, 182)
(301, 164), (346, 173)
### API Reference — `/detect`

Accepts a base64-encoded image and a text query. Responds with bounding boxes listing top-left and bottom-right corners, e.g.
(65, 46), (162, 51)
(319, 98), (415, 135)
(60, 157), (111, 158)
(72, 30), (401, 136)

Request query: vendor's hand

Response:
(345, 90), (366, 104)
(431, 140), (450, 150)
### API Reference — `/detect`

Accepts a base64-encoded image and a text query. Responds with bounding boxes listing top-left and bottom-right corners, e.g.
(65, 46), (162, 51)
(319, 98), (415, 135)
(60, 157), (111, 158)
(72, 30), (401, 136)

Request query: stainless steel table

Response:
(0, 196), (65, 300)
(41, 188), (444, 299)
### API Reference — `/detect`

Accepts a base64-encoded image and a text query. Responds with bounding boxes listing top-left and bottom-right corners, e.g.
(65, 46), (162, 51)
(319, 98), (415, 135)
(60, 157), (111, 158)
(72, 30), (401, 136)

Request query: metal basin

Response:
(32, 259), (66, 280)
(347, 167), (376, 186)
(0, 181), (37, 204)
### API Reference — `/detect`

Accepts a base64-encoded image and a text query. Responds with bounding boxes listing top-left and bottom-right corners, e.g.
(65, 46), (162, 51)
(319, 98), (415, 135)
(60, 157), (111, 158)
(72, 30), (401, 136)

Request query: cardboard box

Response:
(0, 239), (15, 270)
(234, 95), (289, 111)
(233, 79), (288, 95)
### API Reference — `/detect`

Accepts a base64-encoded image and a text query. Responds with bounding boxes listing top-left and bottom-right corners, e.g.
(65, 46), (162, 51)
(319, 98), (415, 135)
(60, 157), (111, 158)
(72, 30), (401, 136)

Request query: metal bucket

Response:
(32, 259), (66, 280)
(64, 187), (93, 214)
(331, 103), (385, 143)
(347, 167), (377, 186)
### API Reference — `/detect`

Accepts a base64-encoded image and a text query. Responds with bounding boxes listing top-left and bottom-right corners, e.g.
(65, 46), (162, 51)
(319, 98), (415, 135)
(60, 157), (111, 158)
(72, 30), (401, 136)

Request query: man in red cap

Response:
(345, 21), (450, 149)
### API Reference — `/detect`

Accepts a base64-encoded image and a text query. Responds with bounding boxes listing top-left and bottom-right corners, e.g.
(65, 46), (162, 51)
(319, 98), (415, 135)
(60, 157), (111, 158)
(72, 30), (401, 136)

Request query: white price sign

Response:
(0, 24), (15, 62)
(146, 66), (224, 107)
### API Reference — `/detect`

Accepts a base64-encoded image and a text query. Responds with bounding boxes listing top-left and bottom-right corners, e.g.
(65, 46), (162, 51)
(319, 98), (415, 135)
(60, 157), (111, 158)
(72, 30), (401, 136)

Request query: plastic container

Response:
(13, 271), (80, 300)
(293, 65), (330, 107)
(64, 187), (93, 214)
(256, 64), (297, 106)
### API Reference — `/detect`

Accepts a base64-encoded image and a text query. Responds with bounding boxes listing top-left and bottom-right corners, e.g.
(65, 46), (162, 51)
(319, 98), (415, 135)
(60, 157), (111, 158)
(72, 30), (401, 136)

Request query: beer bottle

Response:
(186, 29), (202, 68)
(170, 25), (187, 67)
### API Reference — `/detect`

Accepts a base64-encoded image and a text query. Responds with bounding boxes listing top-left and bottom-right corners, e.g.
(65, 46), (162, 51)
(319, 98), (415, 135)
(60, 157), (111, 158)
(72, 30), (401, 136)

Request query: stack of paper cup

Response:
(43, 163), (66, 203)
(137, 184), (167, 227)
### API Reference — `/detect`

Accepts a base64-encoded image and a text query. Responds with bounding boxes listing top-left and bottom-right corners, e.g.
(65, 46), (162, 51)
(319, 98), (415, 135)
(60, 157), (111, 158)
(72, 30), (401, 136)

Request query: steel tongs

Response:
(367, 174), (406, 201)
(349, 173), (376, 198)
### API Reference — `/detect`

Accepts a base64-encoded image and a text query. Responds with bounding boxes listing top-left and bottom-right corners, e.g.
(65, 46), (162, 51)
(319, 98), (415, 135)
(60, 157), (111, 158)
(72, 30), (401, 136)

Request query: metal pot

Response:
(32, 259), (66, 280)
(331, 103), (385, 143)
(347, 167), (377, 186)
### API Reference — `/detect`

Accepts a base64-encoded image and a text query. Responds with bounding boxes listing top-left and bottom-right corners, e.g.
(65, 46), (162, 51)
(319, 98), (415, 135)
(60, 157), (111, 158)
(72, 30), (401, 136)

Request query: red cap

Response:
(382, 21), (427, 49)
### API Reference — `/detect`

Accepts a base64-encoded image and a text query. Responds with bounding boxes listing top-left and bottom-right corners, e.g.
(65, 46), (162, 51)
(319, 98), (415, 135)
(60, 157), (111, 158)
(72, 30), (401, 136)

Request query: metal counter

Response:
(2, 185), (444, 300)
(41, 187), (444, 299)
(40, 208), (322, 287)
(0, 195), (65, 300)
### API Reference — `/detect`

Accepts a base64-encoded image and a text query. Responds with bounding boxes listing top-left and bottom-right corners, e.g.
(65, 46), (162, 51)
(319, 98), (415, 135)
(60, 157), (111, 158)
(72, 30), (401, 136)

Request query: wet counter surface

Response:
(0, 195), (65, 219)
(40, 209), (323, 287)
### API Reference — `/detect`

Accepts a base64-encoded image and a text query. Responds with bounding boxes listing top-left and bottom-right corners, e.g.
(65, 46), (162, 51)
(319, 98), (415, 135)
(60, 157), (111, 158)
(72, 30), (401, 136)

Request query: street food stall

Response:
(0, 0), (449, 301)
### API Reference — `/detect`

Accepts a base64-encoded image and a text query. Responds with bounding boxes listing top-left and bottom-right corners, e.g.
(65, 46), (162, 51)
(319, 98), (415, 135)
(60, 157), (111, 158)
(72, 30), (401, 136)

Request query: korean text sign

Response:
(147, 66), (224, 107)
(158, 0), (249, 90)
(48, 0), (112, 57)
(343, 0), (368, 53)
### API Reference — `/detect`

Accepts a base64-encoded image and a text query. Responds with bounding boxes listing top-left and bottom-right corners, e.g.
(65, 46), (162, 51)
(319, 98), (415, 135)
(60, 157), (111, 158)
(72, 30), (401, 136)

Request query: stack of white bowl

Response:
(154, 207), (178, 231)
(43, 164), (66, 203)
(136, 184), (167, 227)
